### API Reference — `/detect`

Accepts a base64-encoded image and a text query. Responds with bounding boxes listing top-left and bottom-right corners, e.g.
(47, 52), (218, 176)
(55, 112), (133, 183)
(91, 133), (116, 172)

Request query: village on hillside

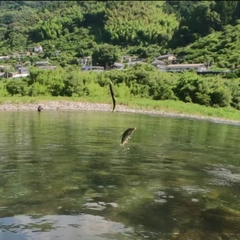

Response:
(0, 45), (232, 79)
(80, 53), (232, 74)
(80, 54), (208, 72)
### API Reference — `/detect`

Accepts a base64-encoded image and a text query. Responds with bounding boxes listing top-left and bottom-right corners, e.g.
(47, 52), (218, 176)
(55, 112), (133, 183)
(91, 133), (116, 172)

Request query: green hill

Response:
(175, 23), (240, 69)
(0, 0), (239, 68)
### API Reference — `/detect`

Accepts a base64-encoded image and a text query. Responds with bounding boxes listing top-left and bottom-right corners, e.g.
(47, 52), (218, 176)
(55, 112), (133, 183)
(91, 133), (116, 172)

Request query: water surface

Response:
(0, 111), (240, 239)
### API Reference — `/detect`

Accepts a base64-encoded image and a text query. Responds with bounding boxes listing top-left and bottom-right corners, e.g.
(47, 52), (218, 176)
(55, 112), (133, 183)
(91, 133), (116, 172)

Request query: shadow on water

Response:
(0, 111), (240, 239)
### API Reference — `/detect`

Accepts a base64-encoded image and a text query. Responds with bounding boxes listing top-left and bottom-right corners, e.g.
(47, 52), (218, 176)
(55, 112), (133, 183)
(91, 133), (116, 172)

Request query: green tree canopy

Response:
(92, 44), (121, 68)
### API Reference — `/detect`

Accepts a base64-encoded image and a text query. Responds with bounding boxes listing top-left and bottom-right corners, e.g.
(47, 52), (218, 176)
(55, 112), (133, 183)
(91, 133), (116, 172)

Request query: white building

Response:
(0, 56), (10, 60)
(34, 45), (43, 53)
(79, 56), (92, 65)
(112, 62), (124, 70)
(35, 61), (57, 70)
(166, 64), (207, 72)
(12, 73), (30, 79)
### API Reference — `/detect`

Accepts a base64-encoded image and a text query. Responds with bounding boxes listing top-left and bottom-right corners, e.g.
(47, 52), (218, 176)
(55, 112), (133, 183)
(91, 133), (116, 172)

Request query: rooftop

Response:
(157, 54), (175, 59)
(167, 64), (205, 68)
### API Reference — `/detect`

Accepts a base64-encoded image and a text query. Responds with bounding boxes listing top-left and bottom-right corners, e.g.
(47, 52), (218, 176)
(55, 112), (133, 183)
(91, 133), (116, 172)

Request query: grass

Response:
(119, 98), (240, 121)
(0, 96), (240, 122)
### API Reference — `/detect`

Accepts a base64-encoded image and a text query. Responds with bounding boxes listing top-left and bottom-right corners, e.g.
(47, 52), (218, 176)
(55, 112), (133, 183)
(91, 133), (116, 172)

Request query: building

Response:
(121, 56), (134, 63)
(34, 45), (43, 53)
(151, 60), (166, 68)
(14, 63), (23, 71)
(120, 55), (143, 63)
(81, 65), (104, 72)
(165, 63), (207, 72)
(156, 54), (177, 64)
(79, 56), (92, 65)
(111, 62), (124, 70)
(12, 72), (29, 79)
(0, 56), (10, 60)
(35, 61), (57, 70)
(35, 61), (49, 67)
(79, 56), (104, 72)
(18, 67), (29, 75)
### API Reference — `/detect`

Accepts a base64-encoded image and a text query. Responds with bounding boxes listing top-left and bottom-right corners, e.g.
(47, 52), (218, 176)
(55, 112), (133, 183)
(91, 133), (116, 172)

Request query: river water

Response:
(0, 111), (240, 239)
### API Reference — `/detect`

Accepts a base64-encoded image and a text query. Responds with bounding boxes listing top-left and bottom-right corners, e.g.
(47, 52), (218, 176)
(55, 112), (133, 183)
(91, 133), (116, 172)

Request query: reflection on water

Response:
(0, 214), (133, 240)
(0, 111), (240, 239)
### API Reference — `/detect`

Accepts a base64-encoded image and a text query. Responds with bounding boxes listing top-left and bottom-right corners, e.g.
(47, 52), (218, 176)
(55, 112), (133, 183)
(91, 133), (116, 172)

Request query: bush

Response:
(28, 82), (49, 96)
(210, 86), (231, 107)
(6, 79), (28, 96)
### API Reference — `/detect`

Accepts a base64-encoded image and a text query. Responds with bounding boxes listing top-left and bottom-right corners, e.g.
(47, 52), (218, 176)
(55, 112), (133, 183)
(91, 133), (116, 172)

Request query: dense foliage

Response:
(1, 64), (240, 111)
(175, 23), (240, 69)
(0, 1), (240, 67)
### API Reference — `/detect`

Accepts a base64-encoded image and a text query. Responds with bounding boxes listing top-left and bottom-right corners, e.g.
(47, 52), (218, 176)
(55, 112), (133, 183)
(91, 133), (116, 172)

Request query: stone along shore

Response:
(0, 100), (239, 125)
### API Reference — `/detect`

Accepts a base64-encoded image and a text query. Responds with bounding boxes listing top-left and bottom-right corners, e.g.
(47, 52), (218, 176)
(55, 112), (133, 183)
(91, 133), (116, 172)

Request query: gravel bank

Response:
(0, 100), (239, 125)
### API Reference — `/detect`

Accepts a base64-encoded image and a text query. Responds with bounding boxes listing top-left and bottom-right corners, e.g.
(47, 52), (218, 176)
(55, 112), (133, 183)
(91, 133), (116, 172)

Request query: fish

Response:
(120, 127), (136, 145)
(38, 105), (43, 112)
(109, 82), (116, 112)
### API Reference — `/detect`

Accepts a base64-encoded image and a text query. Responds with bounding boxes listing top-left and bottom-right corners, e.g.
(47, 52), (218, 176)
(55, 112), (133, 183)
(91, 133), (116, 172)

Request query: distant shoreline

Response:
(0, 100), (239, 126)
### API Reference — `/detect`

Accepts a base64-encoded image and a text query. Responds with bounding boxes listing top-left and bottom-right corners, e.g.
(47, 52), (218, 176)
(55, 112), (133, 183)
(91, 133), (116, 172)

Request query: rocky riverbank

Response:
(0, 100), (239, 125)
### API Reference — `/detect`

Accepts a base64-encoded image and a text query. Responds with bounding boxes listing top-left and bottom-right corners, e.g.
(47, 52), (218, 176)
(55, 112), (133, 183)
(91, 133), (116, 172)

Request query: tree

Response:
(92, 44), (121, 68)
(6, 79), (28, 96)
(214, 1), (238, 26)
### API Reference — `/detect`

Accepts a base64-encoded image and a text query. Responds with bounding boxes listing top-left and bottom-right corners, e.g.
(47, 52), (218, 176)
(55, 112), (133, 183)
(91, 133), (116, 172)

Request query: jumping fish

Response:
(109, 82), (116, 112)
(120, 127), (136, 145)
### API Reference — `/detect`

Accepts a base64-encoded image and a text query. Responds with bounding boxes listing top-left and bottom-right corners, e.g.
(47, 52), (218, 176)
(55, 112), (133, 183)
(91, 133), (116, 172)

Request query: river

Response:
(0, 111), (240, 239)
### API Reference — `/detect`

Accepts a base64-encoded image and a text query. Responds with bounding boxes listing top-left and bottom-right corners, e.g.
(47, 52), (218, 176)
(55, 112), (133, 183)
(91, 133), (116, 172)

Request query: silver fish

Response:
(120, 127), (136, 145)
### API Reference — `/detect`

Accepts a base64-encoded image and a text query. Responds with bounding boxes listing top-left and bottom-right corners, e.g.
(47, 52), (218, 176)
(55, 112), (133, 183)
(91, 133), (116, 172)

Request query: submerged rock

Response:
(201, 206), (240, 235)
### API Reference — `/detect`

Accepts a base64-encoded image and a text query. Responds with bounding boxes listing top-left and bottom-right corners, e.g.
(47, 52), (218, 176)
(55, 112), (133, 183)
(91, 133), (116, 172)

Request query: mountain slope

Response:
(0, 1), (240, 69)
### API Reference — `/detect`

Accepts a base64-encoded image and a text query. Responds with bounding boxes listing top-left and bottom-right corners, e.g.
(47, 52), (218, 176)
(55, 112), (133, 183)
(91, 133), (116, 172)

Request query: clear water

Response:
(0, 111), (240, 239)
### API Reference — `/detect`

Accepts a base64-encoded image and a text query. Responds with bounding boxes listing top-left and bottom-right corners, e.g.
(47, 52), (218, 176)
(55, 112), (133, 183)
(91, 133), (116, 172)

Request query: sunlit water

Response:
(0, 111), (240, 240)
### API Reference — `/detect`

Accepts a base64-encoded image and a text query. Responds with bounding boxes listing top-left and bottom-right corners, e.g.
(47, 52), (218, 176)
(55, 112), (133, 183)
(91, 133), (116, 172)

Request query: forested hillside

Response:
(0, 1), (239, 68)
